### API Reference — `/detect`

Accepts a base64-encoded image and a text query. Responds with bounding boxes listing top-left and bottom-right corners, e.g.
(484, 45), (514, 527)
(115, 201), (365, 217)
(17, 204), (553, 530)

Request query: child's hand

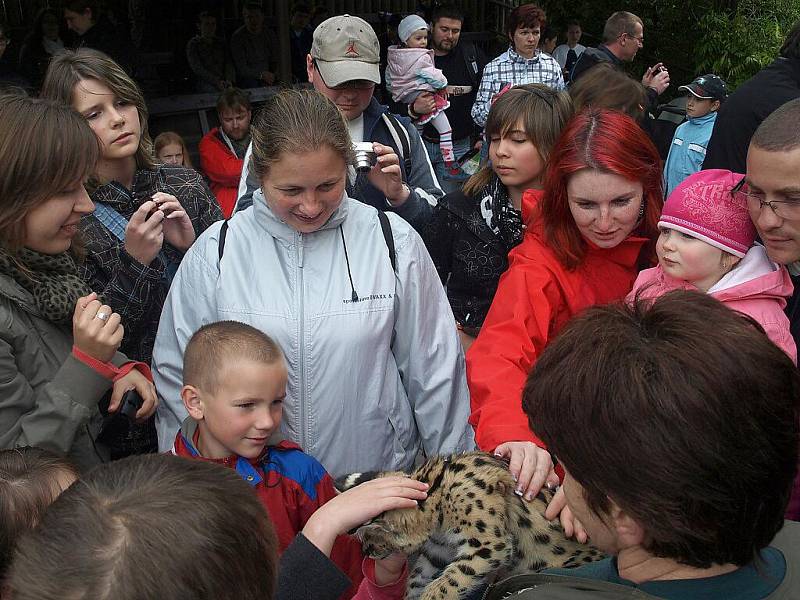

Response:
(545, 486), (589, 544)
(374, 553), (407, 586)
(302, 476), (428, 557)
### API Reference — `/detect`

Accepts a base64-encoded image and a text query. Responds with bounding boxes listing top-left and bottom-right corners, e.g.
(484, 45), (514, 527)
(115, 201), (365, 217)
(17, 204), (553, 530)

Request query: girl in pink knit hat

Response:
(628, 169), (796, 362)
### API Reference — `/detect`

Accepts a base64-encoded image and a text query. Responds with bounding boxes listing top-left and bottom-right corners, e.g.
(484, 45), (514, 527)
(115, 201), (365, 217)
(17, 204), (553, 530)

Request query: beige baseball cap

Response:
(311, 15), (381, 88)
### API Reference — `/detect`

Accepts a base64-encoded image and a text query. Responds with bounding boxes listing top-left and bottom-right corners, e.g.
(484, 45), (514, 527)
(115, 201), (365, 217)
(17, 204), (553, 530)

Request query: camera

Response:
(352, 142), (377, 173)
(119, 389), (144, 422)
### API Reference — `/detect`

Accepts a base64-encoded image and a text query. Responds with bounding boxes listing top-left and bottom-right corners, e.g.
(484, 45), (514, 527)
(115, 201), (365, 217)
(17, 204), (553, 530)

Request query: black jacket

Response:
(704, 57), (800, 173)
(422, 189), (522, 332)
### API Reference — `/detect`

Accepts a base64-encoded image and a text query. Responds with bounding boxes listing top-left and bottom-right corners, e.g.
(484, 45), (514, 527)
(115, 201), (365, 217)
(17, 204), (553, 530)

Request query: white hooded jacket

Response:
(152, 190), (474, 476)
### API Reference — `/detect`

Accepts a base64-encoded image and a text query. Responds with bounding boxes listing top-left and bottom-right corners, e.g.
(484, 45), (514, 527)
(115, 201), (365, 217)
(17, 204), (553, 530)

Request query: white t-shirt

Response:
(347, 113), (365, 143)
(552, 43), (586, 68)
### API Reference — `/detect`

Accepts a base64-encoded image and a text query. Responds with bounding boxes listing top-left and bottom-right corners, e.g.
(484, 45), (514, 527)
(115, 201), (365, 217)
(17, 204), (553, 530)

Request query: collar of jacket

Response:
(177, 416), (288, 488)
(583, 233), (650, 269)
(92, 168), (162, 213)
(595, 44), (622, 65)
(251, 187), (349, 241)
(686, 111), (717, 125)
(507, 46), (540, 64)
(361, 96), (392, 139)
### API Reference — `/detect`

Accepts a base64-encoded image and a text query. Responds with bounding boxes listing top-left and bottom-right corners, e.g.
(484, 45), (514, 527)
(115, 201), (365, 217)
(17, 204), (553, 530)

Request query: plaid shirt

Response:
(471, 47), (565, 127)
(81, 165), (223, 364)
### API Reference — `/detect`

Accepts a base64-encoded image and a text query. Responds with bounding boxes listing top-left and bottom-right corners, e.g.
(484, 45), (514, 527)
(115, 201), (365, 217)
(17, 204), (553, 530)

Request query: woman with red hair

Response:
(467, 108), (662, 534)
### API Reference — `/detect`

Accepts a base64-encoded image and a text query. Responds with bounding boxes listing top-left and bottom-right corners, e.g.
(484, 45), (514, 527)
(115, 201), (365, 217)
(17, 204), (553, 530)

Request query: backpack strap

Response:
(381, 112), (412, 180)
(377, 210), (396, 273)
(218, 220), (229, 264)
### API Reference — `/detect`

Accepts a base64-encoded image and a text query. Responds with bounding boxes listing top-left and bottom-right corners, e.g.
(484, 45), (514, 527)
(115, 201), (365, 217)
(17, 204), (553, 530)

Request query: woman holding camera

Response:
(153, 89), (473, 477)
(0, 94), (157, 473)
(41, 49), (222, 456)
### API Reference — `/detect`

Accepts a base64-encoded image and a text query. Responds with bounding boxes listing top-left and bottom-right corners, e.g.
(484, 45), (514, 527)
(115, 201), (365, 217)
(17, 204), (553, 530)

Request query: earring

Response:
(637, 201), (645, 221)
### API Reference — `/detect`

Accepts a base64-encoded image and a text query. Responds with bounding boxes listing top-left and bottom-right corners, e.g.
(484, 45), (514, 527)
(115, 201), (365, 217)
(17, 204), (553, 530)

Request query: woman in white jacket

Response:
(153, 89), (473, 476)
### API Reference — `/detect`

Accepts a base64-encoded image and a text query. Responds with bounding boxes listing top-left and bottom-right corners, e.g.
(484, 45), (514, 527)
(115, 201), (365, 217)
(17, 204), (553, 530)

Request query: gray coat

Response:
(153, 191), (474, 477)
(0, 272), (116, 472)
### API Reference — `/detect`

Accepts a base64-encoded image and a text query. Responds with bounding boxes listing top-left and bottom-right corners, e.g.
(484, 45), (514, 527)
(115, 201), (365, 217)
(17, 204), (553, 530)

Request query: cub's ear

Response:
(333, 471), (381, 494)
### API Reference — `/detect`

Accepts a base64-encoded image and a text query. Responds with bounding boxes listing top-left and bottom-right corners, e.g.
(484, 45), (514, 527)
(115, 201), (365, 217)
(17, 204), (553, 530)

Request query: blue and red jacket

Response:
(173, 418), (365, 598)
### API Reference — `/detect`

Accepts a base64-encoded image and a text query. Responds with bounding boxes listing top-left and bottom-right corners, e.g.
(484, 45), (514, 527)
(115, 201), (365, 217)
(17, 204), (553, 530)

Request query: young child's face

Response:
(189, 359), (288, 460)
(489, 119), (545, 191)
(406, 29), (428, 48)
(657, 226), (734, 292)
(685, 95), (719, 119)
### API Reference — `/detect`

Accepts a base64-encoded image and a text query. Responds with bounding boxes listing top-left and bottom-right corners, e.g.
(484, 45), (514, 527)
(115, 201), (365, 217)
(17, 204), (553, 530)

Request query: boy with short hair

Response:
(173, 321), (406, 598)
(663, 73), (728, 196)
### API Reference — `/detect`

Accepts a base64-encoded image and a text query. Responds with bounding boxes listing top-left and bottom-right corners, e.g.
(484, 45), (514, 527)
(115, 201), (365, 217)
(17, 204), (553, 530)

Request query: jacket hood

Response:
(177, 416), (289, 457)
(709, 244), (793, 306)
(250, 187), (349, 242)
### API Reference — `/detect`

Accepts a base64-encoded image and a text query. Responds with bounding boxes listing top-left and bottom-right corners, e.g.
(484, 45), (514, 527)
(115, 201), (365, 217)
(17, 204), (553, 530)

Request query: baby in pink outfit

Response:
(628, 169), (796, 362)
(385, 15), (456, 169)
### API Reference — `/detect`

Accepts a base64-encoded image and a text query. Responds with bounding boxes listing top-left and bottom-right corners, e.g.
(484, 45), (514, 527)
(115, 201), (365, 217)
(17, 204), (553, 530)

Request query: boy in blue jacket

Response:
(663, 74), (728, 197)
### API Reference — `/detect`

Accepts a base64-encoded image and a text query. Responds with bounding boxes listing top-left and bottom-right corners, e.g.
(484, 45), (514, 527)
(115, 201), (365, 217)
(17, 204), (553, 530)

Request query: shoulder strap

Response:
(377, 210), (397, 273)
(483, 573), (662, 600)
(381, 112), (412, 179)
(218, 220), (229, 263)
(92, 202), (128, 242)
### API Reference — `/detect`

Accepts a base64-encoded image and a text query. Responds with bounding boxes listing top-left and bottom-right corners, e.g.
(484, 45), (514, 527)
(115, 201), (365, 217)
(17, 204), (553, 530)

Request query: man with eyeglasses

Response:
(744, 98), (800, 355)
(570, 11), (669, 103)
(234, 14), (442, 232)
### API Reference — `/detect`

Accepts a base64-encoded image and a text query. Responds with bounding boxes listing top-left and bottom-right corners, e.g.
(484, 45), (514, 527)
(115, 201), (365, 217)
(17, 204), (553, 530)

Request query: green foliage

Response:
(694, 0), (798, 89)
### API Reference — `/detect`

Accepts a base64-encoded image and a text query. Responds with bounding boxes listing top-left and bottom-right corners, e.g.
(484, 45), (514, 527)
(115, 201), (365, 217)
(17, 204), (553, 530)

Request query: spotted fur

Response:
(336, 452), (603, 600)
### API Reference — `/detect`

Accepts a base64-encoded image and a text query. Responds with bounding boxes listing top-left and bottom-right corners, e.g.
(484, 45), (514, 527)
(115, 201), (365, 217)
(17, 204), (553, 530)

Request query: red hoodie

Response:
(199, 127), (243, 218)
(467, 196), (649, 452)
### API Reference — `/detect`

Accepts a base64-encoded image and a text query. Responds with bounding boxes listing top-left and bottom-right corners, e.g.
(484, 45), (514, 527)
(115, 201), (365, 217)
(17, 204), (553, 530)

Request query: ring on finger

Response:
(95, 311), (110, 322)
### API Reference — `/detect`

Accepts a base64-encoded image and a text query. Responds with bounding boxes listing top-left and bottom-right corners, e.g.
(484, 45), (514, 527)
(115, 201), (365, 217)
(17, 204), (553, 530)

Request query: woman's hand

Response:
(153, 192), (195, 252)
(72, 293), (124, 363)
(302, 476), (428, 557)
(108, 368), (158, 421)
(494, 440), (560, 501)
(124, 200), (165, 266)
(544, 486), (589, 543)
(367, 142), (410, 208)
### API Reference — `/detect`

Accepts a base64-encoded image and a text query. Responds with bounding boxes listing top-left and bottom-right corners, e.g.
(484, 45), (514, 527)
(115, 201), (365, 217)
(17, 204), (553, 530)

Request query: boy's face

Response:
(184, 359), (287, 460)
(685, 95), (719, 119)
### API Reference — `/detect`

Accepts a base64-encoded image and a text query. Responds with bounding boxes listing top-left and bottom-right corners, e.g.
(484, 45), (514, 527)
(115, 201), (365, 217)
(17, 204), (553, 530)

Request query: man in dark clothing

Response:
(402, 5), (487, 193)
(746, 98), (800, 350)
(704, 22), (800, 173)
(570, 11), (668, 107)
(63, 0), (132, 72)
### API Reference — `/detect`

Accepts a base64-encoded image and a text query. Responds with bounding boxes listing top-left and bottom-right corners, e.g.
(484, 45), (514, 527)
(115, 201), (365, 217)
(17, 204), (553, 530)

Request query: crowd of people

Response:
(0, 1), (799, 598)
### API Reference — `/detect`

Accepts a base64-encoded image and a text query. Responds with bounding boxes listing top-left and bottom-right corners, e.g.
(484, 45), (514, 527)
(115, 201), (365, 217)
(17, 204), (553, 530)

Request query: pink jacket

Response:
(628, 244), (797, 362)
(385, 46), (447, 103)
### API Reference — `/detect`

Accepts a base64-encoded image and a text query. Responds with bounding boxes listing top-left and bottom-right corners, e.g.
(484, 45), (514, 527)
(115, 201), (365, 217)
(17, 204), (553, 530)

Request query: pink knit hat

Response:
(658, 169), (755, 258)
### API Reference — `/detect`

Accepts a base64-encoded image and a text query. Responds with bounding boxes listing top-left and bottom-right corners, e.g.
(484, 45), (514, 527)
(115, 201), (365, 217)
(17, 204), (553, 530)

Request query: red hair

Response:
(506, 4), (546, 37)
(537, 108), (663, 269)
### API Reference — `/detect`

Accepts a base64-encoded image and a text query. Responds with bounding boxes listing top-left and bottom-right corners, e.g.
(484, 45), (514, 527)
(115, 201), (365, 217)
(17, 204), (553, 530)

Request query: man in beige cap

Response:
(235, 14), (443, 232)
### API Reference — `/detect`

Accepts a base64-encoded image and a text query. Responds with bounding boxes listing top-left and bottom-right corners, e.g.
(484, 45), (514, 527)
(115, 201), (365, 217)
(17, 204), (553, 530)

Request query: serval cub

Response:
(336, 451), (603, 600)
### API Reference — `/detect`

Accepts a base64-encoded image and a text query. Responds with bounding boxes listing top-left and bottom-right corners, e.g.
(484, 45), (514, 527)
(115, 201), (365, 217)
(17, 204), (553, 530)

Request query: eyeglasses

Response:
(733, 177), (800, 220)
(621, 32), (644, 46)
(312, 59), (374, 90)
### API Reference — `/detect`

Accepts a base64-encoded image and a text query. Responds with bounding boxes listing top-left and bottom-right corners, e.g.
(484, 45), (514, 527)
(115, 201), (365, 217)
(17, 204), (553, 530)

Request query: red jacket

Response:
(198, 127), (243, 218)
(467, 203), (649, 452)
(173, 419), (365, 598)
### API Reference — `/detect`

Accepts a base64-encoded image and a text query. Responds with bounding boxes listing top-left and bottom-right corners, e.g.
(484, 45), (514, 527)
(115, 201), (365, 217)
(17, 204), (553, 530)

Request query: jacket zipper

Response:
(297, 233), (307, 452)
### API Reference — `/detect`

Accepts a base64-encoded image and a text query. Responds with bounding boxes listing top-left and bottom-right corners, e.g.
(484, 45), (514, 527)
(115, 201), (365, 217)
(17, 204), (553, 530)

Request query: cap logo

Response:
(345, 39), (360, 58)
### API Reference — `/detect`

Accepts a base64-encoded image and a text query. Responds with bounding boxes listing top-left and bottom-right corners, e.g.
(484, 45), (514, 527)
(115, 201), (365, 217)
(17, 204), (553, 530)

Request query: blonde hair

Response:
(0, 93), (99, 253)
(464, 84), (573, 196)
(154, 131), (193, 169)
(40, 48), (156, 177)
(251, 88), (354, 180)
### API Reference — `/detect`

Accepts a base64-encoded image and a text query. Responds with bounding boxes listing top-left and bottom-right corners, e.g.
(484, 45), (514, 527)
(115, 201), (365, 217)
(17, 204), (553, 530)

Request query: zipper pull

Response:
(298, 233), (304, 268)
